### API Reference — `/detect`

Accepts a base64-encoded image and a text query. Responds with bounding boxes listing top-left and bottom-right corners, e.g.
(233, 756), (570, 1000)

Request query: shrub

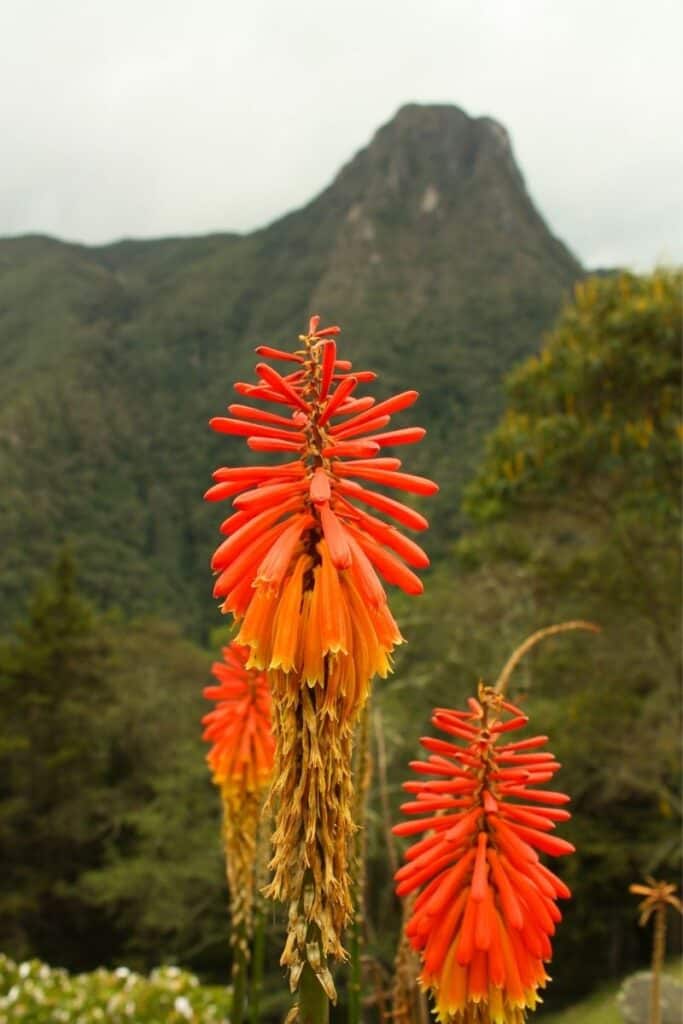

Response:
(0, 954), (231, 1023)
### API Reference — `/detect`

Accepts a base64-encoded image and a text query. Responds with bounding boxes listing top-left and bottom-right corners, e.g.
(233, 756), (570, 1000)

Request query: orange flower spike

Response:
(202, 641), (276, 1010)
(206, 319), (437, 998)
(202, 642), (275, 792)
(393, 685), (574, 1024)
(205, 316), (438, 718)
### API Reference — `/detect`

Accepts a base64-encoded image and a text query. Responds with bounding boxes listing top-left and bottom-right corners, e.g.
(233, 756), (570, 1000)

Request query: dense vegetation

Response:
(0, 105), (580, 637)
(1, 268), (680, 1017)
(0, 955), (232, 1023)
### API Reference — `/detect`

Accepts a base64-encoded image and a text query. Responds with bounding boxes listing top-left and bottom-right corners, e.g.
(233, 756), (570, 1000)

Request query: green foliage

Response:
(0, 555), (229, 973)
(464, 269), (682, 526)
(0, 550), (114, 964)
(0, 954), (231, 1023)
(78, 619), (229, 970)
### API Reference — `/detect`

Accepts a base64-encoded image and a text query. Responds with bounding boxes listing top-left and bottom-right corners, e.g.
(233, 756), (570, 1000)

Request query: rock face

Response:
(306, 103), (580, 328)
(618, 971), (683, 1024)
(0, 104), (582, 628)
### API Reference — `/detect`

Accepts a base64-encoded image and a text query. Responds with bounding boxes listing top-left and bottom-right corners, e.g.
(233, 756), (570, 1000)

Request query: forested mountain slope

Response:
(0, 104), (581, 632)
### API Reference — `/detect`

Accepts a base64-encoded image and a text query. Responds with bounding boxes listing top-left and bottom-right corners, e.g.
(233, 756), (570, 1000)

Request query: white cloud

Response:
(1, 0), (681, 267)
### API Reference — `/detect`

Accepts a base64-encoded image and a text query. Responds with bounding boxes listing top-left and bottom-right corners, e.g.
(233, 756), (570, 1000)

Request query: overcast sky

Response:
(2, 0), (681, 269)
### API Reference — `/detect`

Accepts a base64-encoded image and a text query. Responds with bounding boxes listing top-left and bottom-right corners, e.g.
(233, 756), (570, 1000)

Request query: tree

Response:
(462, 269), (681, 667)
(0, 549), (113, 964)
(0, 554), (232, 974)
(80, 619), (229, 973)
(465, 270), (681, 524)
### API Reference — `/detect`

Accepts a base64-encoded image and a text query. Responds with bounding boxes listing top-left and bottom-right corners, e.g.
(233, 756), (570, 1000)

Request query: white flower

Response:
(19, 962), (31, 978)
(174, 995), (194, 1019)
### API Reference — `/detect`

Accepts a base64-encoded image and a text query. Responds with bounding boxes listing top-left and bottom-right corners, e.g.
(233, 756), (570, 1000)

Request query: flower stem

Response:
(650, 903), (666, 1024)
(392, 893), (429, 1024)
(231, 920), (248, 1024)
(299, 963), (330, 1024)
(249, 902), (265, 1024)
(348, 703), (371, 1024)
(494, 621), (600, 696)
(348, 919), (361, 1024)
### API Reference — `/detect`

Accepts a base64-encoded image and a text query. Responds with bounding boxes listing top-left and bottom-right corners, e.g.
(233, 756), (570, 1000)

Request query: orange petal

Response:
(320, 503), (352, 568)
(335, 478), (429, 530)
(271, 555), (309, 672)
(309, 466), (331, 504)
(256, 513), (312, 587)
(318, 375), (358, 425)
(471, 832), (489, 901)
(351, 531), (424, 595)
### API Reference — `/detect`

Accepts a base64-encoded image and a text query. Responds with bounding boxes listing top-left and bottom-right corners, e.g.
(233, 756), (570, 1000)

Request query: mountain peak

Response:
(327, 102), (527, 206)
(381, 102), (516, 161)
(301, 103), (579, 326)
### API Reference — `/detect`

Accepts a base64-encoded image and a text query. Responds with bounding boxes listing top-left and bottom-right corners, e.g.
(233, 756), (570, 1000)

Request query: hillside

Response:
(0, 103), (581, 633)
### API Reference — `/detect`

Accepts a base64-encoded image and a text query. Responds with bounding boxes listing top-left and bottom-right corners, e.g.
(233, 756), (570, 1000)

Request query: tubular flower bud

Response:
(206, 318), (438, 721)
(202, 644), (275, 954)
(393, 686), (574, 1024)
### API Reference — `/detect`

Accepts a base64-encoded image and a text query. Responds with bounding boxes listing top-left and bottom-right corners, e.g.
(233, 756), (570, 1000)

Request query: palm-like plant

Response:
(629, 878), (682, 1024)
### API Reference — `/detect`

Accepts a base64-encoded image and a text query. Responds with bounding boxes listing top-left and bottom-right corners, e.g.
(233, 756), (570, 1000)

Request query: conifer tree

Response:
(0, 549), (111, 963)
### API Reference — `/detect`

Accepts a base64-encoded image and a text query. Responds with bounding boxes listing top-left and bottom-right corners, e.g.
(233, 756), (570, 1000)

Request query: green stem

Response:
(249, 903), (265, 1024)
(348, 913), (361, 1024)
(299, 963), (330, 1024)
(231, 920), (248, 1024)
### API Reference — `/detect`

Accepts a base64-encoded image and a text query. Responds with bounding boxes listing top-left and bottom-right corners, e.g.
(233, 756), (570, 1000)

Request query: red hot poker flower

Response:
(205, 316), (438, 718)
(202, 642), (275, 793)
(202, 642), (275, 995)
(205, 319), (437, 988)
(393, 686), (574, 1024)
(206, 319), (437, 989)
